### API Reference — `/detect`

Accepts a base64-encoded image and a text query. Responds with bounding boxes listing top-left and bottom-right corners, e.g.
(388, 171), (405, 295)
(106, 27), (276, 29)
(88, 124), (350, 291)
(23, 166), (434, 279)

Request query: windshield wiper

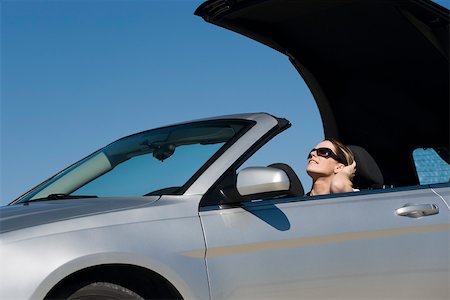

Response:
(27, 194), (98, 202)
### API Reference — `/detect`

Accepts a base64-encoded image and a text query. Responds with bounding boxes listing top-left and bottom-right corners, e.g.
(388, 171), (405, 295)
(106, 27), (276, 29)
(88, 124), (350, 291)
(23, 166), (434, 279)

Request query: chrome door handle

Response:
(396, 204), (439, 218)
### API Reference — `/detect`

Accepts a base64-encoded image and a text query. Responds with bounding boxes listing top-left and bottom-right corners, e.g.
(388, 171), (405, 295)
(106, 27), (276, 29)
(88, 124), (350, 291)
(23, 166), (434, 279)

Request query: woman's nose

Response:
(308, 150), (317, 159)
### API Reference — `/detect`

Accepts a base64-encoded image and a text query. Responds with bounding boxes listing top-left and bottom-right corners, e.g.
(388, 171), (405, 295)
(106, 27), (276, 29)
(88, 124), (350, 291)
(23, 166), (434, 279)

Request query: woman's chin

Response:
(306, 168), (321, 178)
(307, 167), (332, 179)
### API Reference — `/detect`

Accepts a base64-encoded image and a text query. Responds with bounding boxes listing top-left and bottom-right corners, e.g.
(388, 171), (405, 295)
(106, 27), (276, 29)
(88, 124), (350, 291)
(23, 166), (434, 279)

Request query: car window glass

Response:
(21, 121), (249, 201)
(412, 148), (450, 185)
(74, 144), (222, 197)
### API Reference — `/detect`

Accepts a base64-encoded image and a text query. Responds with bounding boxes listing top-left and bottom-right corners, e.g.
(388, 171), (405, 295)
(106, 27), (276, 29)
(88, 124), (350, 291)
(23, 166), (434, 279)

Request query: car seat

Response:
(348, 145), (384, 189)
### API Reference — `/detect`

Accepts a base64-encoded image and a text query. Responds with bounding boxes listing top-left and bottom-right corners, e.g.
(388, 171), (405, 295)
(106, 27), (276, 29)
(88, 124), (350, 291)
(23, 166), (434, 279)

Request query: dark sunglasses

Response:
(307, 147), (346, 164)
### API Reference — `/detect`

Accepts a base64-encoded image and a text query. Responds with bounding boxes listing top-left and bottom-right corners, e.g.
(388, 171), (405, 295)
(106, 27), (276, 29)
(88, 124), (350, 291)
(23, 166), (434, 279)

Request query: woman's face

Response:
(306, 140), (342, 179)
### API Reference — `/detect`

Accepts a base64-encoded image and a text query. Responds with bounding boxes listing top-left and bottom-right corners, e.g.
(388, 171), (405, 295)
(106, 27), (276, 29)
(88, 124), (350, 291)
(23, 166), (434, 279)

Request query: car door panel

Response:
(432, 185), (450, 210)
(200, 188), (449, 299)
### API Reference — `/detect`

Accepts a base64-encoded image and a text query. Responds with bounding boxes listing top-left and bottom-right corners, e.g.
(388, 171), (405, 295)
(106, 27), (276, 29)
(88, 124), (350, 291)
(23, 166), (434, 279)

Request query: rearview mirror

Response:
(236, 167), (290, 196)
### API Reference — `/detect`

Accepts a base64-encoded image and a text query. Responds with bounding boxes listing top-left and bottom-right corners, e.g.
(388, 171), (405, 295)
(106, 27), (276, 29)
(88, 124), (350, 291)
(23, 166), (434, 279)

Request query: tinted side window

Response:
(412, 148), (450, 185)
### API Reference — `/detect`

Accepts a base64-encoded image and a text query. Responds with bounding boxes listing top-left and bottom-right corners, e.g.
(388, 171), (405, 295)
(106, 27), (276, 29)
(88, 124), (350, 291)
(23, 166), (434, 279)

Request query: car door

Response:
(199, 187), (449, 299)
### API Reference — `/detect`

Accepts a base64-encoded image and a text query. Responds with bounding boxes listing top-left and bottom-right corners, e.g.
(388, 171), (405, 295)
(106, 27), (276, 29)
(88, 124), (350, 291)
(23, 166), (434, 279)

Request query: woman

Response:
(306, 139), (356, 196)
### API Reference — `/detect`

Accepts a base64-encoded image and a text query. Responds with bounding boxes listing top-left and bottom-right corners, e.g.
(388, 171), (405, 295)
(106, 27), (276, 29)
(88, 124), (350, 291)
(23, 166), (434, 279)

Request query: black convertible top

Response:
(195, 0), (449, 186)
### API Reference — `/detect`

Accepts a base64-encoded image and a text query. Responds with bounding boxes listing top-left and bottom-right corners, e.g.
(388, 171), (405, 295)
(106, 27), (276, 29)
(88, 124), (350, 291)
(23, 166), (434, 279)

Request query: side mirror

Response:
(236, 166), (290, 196)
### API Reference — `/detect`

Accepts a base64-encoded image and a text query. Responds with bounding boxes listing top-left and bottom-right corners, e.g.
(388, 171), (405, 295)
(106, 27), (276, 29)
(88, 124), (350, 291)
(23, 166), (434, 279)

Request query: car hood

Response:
(0, 197), (159, 234)
(195, 0), (449, 186)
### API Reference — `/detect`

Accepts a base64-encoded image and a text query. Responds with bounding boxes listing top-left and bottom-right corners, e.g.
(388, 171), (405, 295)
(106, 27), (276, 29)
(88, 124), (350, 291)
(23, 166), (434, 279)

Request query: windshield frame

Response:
(12, 119), (255, 204)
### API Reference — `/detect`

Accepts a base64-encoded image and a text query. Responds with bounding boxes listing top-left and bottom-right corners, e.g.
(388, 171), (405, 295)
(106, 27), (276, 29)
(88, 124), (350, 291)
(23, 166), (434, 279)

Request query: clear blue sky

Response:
(1, 0), (448, 206)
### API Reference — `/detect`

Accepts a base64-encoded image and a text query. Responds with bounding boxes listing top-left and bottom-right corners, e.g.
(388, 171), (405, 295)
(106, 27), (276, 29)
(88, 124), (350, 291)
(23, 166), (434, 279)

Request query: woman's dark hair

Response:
(326, 138), (354, 166)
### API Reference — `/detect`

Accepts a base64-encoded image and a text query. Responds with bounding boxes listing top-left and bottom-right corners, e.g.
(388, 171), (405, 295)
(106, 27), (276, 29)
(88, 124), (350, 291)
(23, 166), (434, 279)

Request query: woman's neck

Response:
(310, 176), (333, 196)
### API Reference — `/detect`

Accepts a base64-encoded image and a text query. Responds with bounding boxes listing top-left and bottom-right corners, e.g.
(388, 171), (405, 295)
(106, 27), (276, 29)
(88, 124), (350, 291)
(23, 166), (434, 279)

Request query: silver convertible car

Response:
(1, 0), (449, 299)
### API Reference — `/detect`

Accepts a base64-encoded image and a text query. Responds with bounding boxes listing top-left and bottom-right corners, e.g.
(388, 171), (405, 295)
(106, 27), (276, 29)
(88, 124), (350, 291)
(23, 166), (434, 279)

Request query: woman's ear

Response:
(334, 163), (345, 174)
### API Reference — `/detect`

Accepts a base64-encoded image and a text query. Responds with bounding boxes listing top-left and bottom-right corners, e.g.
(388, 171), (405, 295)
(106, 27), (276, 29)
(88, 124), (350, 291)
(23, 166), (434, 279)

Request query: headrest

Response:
(348, 145), (384, 188)
(268, 163), (305, 197)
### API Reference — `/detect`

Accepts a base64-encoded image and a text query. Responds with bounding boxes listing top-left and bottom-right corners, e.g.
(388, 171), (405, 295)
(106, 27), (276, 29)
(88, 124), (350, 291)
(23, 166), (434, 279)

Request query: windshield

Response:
(17, 120), (250, 202)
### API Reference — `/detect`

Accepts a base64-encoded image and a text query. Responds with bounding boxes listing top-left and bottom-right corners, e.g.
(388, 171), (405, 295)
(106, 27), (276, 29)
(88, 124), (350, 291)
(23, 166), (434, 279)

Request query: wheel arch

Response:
(44, 263), (183, 299)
